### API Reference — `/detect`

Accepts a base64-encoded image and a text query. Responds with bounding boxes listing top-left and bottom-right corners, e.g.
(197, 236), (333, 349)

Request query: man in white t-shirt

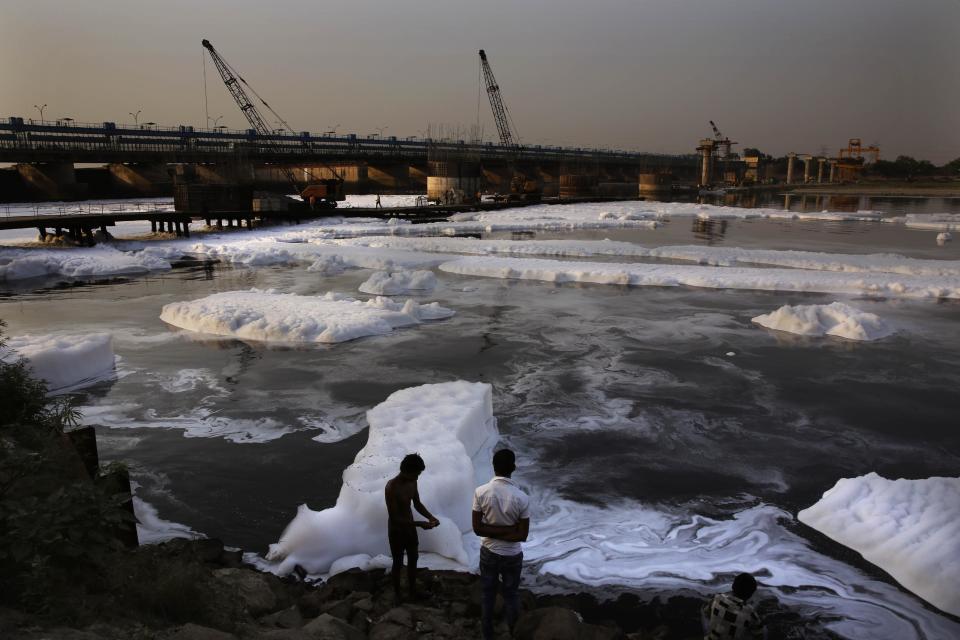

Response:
(472, 449), (530, 640)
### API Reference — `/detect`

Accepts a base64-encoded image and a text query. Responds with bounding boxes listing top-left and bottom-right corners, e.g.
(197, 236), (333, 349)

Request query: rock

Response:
(352, 597), (374, 613)
(219, 549), (244, 568)
(190, 538), (226, 563)
(326, 569), (381, 596)
(377, 607), (413, 628)
(367, 622), (415, 640)
(259, 605), (304, 629)
(213, 568), (279, 617)
(319, 598), (354, 621)
(298, 586), (335, 617)
(168, 623), (238, 640)
(514, 606), (625, 640)
(301, 613), (365, 640)
(349, 610), (371, 635)
(258, 630), (313, 640)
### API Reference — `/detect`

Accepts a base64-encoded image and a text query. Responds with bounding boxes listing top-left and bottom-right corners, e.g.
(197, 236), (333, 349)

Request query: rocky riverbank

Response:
(0, 537), (719, 640)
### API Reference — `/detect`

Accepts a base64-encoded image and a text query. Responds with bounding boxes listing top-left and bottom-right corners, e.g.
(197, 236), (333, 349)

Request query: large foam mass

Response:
(799, 473), (960, 617)
(751, 302), (894, 341)
(358, 269), (437, 295)
(265, 381), (498, 575)
(159, 289), (454, 343)
(438, 256), (960, 299)
(3, 333), (116, 392)
(0, 246), (173, 281)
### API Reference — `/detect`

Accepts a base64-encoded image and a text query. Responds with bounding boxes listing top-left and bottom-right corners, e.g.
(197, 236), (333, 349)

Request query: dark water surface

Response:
(2, 203), (959, 638)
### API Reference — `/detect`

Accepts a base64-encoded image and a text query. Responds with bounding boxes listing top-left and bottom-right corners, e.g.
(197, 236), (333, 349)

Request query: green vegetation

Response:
(0, 320), (134, 618)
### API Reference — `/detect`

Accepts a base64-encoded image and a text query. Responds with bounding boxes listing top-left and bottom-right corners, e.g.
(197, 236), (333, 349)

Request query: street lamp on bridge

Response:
(33, 104), (47, 121)
(129, 110), (141, 125)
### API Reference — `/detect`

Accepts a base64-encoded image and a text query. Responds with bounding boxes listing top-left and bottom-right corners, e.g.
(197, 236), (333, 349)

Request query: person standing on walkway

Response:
(375, 193), (382, 208)
(472, 449), (530, 640)
(384, 454), (439, 601)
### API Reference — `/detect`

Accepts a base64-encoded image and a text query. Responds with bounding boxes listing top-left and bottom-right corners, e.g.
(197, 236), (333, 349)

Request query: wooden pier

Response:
(0, 195), (639, 244)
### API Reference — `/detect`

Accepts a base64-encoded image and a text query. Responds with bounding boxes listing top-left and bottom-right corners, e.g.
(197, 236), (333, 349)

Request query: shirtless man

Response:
(384, 454), (439, 600)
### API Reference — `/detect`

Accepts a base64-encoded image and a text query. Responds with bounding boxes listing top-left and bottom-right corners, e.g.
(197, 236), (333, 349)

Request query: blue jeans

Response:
(480, 546), (523, 640)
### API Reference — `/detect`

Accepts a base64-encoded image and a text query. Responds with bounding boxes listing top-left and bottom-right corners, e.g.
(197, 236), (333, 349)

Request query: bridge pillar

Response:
(367, 163), (411, 193)
(107, 163), (172, 196)
(195, 163), (255, 185)
(16, 162), (87, 200)
(802, 156), (814, 183)
(408, 162), (428, 191)
(786, 153), (797, 185)
(259, 163), (368, 195)
(535, 164), (560, 197)
(481, 163), (513, 194)
(817, 157), (826, 184)
(829, 160), (837, 183)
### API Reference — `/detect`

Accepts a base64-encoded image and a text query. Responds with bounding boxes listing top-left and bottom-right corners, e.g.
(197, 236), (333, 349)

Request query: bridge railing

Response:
(1, 200), (174, 220)
(0, 116), (687, 165)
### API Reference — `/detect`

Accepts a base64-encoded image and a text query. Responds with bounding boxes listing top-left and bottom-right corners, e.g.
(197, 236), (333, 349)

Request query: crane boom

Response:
(479, 50), (518, 147)
(201, 39), (303, 192)
(709, 120), (723, 140)
(201, 39), (343, 201)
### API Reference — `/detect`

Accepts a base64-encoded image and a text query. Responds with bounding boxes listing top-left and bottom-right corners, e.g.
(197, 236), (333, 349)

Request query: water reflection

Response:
(658, 191), (960, 217)
(691, 218), (728, 244)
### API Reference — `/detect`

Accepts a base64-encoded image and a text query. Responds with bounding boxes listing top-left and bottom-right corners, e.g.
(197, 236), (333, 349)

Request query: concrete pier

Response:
(786, 153), (796, 185)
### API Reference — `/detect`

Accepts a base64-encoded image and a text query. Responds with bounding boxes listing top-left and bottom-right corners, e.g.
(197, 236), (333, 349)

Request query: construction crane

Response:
(708, 120), (737, 159)
(201, 39), (343, 207)
(478, 50), (540, 201)
(479, 50), (519, 147)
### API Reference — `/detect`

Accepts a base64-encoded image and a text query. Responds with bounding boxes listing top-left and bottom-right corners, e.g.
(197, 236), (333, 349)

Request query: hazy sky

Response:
(2, 0), (958, 162)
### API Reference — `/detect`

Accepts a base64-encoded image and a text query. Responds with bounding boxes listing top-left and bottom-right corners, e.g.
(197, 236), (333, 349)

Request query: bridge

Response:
(0, 116), (698, 202)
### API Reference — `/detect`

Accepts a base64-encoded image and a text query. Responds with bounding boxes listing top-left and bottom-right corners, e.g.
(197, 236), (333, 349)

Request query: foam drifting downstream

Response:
(159, 289), (454, 344)
(0, 245), (173, 281)
(438, 256), (960, 299)
(799, 473), (960, 617)
(523, 495), (960, 640)
(358, 269), (437, 295)
(2, 333), (116, 392)
(752, 302), (894, 341)
(265, 381), (498, 575)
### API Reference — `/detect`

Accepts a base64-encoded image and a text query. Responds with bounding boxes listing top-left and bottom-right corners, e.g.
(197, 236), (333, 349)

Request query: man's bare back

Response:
(384, 454), (438, 599)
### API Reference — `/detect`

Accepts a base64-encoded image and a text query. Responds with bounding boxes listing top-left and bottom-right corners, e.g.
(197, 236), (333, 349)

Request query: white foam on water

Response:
(80, 402), (297, 444)
(2, 332), (116, 392)
(799, 473), (960, 617)
(301, 415), (368, 444)
(338, 237), (960, 277)
(264, 381), (498, 576)
(358, 269), (437, 295)
(155, 368), (228, 395)
(901, 213), (960, 231)
(521, 494), (960, 640)
(752, 302), (895, 341)
(159, 289), (455, 344)
(134, 496), (203, 545)
(438, 256), (960, 299)
(646, 245), (960, 277)
(0, 245), (173, 281)
(187, 239), (453, 271)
